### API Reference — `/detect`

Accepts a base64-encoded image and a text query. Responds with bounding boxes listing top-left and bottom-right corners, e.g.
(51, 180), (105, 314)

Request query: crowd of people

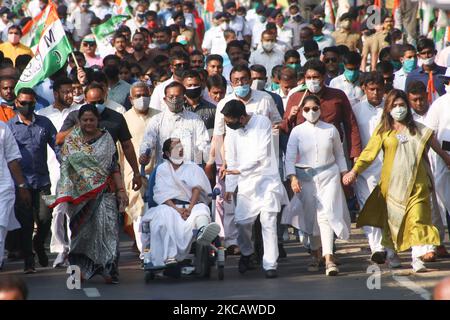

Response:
(0, 0), (450, 285)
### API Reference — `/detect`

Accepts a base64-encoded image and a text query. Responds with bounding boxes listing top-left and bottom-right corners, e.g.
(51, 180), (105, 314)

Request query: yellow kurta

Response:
(354, 126), (440, 252)
(0, 42), (33, 66)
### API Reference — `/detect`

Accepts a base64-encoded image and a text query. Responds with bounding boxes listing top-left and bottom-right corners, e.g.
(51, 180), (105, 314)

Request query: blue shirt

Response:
(405, 64), (447, 97)
(7, 114), (57, 189)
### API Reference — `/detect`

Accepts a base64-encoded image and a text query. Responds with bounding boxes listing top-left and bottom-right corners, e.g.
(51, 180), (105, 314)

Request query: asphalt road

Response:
(1, 224), (449, 300)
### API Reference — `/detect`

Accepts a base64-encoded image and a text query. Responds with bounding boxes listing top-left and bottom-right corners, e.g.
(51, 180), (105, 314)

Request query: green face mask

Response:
(391, 60), (402, 70)
(271, 82), (280, 91)
(287, 63), (300, 71)
(313, 35), (324, 42)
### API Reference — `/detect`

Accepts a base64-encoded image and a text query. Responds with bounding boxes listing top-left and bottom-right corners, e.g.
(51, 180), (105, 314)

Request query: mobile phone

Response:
(442, 140), (450, 152)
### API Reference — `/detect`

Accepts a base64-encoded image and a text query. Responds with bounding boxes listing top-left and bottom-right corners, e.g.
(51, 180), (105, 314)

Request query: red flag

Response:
(205, 0), (214, 12)
(374, 0), (381, 8)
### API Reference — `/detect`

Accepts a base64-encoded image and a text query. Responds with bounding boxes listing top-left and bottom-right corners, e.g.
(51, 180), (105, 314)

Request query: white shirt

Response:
(352, 98), (384, 179)
(91, 5), (113, 20)
(249, 46), (284, 78)
(149, 77), (175, 112)
(329, 74), (364, 106)
(393, 68), (408, 91)
(202, 26), (227, 55)
(276, 25), (293, 50)
(229, 16), (251, 40)
(426, 93), (450, 146)
(125, 19), (147, 36)
(139, 109), (210, 165)
(316, 34), (336, 52)
(285, 120), (347, 177)
(250, 20), (267, 50)
(436, 46), (450, 67)
(213, 89), (282, 137)
(274, 87), (290, 111)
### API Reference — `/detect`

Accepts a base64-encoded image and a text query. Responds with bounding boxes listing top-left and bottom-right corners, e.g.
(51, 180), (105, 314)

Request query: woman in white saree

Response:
(141, 138), (220, 268)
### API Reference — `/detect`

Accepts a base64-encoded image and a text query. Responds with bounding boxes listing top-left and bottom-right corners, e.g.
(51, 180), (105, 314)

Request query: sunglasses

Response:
(324, 57), (338, 63)
(90, 99), (105, 105)
(303, 106), (319, 113)
(83, 42), (96, 47)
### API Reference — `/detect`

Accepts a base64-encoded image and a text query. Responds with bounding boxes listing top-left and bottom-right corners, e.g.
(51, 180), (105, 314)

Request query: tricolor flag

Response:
(21, 3), (53, 53)
(393, 0), (401, 30)
(15, 4), (73, 94)
(432, 9), (447, 51)
(324, 0), (337, 26)
(420, 0), (435, 36)
(374, 0), (381, 8)
(114, 0), (132, 16)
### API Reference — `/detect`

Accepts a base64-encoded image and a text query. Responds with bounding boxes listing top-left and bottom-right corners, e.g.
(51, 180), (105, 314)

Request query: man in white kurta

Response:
(222, 100), (288, 278)
(0, 122), (23, 269)
(120, 83), (160, 259)
(36, 79), (80, 268)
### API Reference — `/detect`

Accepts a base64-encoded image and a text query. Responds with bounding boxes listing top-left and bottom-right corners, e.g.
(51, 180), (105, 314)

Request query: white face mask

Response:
(73, 94), (84, 103)
(305, 79), (322, 93)
(445, 85), (450, 94)
(169, 142), (184, 165)
(133, 96), (150, 111)
(94, 0), (102, 6)
(419, 56), (435, 66)
(390, 105), (408, 121)
(220, 22), (229, 30)
(261, 41), (275, 52)
(251, 79), (266, 91)
(303, 108), (321, 123)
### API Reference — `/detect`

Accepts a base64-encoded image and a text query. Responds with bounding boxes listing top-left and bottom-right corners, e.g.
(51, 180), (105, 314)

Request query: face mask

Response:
(185, 86), (202, 99)
(391, 60), (402, 71)
(17, 102), (35, 116)
(220, 22), (229, 30)
(96, 103), (106, 114)
(338, 62), (345, 73)
(8, 34), (20, 44)
(343, 68), (359, 83)
(287, 63), (300, 71)
(271, 82), (280, 91)
(133, 96), (150, 111)
(390, 105), (408, 121)
(251, 79), (266, 91)
(313, 35), (324, 42)
(302, 108), (321, 123)
(73, 94), (84, 103)
(166, 96), (184, 113)
(261, 41), (275, 52)
(259, 16), (267, 23)
(169, 142), (184, 165)
(234, 84), (250, 98)
(226, 119), (243, 130)
(419, 56), (435, 66)
(305, 79), (322, 93)
(403, 58), (417, 73)
(173, 64), (188, 78)
(136, 12), (146, 20)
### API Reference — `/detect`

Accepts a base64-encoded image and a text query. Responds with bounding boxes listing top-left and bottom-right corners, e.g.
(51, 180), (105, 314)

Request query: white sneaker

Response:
(196, 223), (220, 246)
(411, 258), (427, 273)
(387, 252), (402, 269)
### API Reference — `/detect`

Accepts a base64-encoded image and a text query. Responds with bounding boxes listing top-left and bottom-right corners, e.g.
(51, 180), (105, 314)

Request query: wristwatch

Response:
(17, 183), (27, 189)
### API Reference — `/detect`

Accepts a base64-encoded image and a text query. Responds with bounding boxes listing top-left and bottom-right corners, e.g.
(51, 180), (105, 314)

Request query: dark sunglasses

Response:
(303, 106), (319, 113)
(90, 99), (105, 105)
(324, 57), (338, 63)
(83, 42), (96, 47)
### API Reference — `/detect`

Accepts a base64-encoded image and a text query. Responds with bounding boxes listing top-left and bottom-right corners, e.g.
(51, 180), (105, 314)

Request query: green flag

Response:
(91, 15), (130, 47)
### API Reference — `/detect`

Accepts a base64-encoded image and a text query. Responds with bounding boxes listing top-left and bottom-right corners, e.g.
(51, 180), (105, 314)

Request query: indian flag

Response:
(393, 0), (401, 30)
(114, 0), (132, 16)
(21, 3), (53, 53)
(91, 15), (130, 47)
(15, 5), (73, 95)
(324, 0), (337, 26)
(420, 0), (434, 36)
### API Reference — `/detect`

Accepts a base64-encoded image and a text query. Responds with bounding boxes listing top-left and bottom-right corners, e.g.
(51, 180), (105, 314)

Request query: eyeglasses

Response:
(83, 42), (96, 47)
(303, 106), (319, 112)
(231, 77), (250, 85)
(90, 99), (105, 105)
(324, 57), (338, 63)
(173, 63), (189, 68)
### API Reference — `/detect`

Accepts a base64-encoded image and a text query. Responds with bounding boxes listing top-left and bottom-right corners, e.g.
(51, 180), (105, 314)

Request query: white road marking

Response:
(391, 275), (432, 300)
(83, 288), (101, 298)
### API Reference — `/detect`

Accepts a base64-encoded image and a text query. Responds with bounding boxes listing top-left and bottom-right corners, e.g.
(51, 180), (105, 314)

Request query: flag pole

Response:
(70, 51), (80, 69)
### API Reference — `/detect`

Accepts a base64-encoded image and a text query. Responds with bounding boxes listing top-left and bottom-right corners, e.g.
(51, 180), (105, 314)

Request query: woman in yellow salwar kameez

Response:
(343, 90), (450, 272)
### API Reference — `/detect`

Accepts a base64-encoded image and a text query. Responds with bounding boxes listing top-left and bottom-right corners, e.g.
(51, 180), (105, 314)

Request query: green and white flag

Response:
(15, 7), (73, 94)
(91, 15), (130, 47)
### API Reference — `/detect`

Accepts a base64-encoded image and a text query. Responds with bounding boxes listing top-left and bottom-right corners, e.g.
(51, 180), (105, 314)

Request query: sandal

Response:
(325, 263), (339, 276)
(420, 252), (436, 263)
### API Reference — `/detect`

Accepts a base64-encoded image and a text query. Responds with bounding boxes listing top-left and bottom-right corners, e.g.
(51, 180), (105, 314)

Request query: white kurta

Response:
(140, 161), (212, 267)
(0, 122), (21, 230)
(224, 115), (289, 223)
(284, 120), (350, 239)
(329, 74), (365, 106)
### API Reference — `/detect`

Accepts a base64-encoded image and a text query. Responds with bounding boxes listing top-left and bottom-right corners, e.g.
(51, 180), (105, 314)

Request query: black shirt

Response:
(184, 98), (216, 130)
(60, 108), (132, 143)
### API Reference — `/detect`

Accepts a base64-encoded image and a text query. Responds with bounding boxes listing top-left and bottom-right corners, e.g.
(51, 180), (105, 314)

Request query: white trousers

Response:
(237, 211), (278, 270)
(317, 213), (335, 256)
(0, 226), (6, 265)
(356, 175), (384, 253)
(50, 203), (70, 253)
(133, 216), (144, 259)
(411, 245), (435, 259)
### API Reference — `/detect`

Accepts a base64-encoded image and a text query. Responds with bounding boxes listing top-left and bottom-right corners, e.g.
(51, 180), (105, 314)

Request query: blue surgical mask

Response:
(96, 103), (106, 114)
(286, 63), (300, 71)
(313, 35), (324, 42)
(343, 68), (359, 83)
(271, 82), (280, 91)
(403, 58), (417, 73)
(234, 84), (250, 98)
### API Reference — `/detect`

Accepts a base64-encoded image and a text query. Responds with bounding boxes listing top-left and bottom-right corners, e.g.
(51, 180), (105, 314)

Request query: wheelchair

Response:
(140, 164), (225, 283)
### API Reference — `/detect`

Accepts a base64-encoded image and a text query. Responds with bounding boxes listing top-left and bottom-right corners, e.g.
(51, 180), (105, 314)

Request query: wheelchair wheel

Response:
(145, 271), (154, 283)
(218, 266), (224, 281)
(195, 242), (211, 278)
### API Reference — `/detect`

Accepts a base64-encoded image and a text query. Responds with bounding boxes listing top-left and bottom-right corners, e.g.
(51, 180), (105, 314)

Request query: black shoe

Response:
(111, 275), (119, 284)
(265, 269), (277, 279)
(238, 255), (256, 274)
(371, 251), (387, 264)
(278, 243), (287, 259)
(36, 250), (49, 267)
(24, 262), (36, 274)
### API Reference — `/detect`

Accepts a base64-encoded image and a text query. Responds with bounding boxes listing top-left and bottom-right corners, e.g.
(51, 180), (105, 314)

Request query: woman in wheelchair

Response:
(141, 137), (220, 268)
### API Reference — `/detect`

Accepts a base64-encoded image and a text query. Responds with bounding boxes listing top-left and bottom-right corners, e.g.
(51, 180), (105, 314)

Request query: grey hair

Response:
(129, 81), (150, 96)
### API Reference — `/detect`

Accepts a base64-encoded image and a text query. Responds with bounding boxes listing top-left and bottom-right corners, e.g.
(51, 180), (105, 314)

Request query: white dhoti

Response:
(141, 203), (210, 267)
(50, 203), (71, 253)
(0, 192), (20, 265)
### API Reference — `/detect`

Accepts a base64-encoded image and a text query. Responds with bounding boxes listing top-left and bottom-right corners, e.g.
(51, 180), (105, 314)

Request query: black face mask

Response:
(226, 120), (242, 130)
(104, 65), (119, 79)
(173, 64), (189, 78)
(185, 86), (202, 99)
